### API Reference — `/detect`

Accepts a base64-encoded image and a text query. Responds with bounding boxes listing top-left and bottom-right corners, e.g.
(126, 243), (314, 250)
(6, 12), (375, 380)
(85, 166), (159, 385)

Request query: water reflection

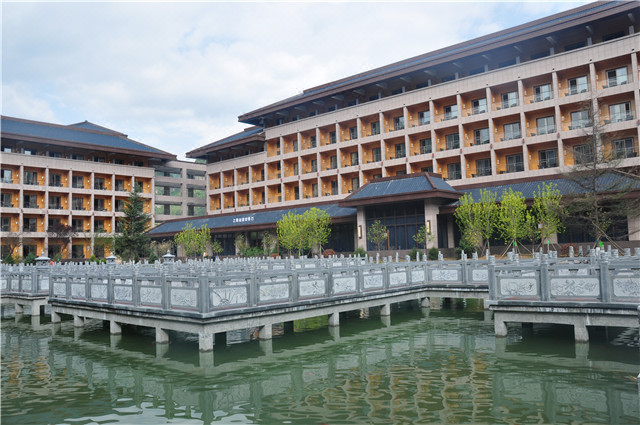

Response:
(1, 302), (638, 424)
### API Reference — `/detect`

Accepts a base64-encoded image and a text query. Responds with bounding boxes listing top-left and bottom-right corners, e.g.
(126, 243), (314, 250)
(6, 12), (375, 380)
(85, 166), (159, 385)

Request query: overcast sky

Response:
(2, 1), (589, 160)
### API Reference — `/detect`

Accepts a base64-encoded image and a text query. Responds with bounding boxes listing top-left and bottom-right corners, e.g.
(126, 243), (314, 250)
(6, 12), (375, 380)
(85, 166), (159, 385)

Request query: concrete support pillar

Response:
(199, 351), (214, 368)
(74, 327), (84, 340)
(31, 315), (40, 328)
(328, 312), (339, 327)
(328, 326), (340, 340)
(380, 304), (391, 316)
(199, 332), (214, 352)
(156, 327), (169, 345)
(110, 334), (122, 350)
(380, 315), (391, 327)
(155, 341), (169, 359)
(575, 341), (589, 361)
(574, 320), (589, 343)
(259, 324), (272, 340)
(484, 310), (494, 322)
(420, 297), (430, 308)
(73, 315), (84, 328)
(429, 297), (442, 309)
(14, 303), (23, 314)
(494, 315), (508, 337)
(260, 339), (273, 356)
(31, 303), (41, 316)
(110, 320), (122, 335)
(51, 310), (61, 323)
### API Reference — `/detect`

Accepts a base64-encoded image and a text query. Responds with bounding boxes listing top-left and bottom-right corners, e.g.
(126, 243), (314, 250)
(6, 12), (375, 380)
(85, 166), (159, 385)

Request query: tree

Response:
(113, 190), (151, 261)
(174, 223), (211, 259)
(562, 103), (640, 247)
(302, 208), (332, 255)
(262, 230), (276, 255)
(235, 233), (248, 256)
(211, 238), (224, 257)
(497, 188), (529, 253)
(367, 220), (388, 254)
(412, 224), (434, 251)
(454, 189), (499, 255)
(150, 239), (174, 257)
(1, 233), (23, 259)
(93, 229), (113, 258)
(531, 182), (565, 252)
(47, 222), (76, 259)
(276, 211), (305, 256)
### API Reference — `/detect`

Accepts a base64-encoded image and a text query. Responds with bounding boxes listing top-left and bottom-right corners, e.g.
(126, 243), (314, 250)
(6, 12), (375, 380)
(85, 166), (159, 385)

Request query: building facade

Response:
(163, 1), (639, 254)
(0, 116), (206, 259)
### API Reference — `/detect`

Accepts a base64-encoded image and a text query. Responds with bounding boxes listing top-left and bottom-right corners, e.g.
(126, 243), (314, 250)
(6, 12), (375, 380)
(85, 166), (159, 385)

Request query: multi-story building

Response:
(148, 1), (640, 254)
(0, 116), (206, 259)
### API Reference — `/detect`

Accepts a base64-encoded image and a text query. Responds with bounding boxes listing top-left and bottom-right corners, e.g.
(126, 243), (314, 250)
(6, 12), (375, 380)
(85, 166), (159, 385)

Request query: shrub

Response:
(353, 247), (367, 258)
(52, 253), (62, 263)
(2, 254), (15, 264)
(243, 246), (265, 257)
(322, 249), (336, 258)
(455, 238), (476, 259)
(89, 254), (98, 263)
(428, 247), (439, 260)
(149, 251), (159, 263)
(23, 253), (37, 265)
(409, 247), (423, 261)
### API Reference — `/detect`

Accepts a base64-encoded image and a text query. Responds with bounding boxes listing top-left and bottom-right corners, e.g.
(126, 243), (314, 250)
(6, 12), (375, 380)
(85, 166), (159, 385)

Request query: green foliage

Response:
(2, 254), (15, 264)
(211, 239), (224, 256)
(148, 251), (159, 263)
(455, 237), (476, 259)
(353, 247), (367, 258)
(367, 220), (388, 253)
(454, 189), (498, 254)
(23, 253), (37, 265)
(412, 224), (434, 250)
(262, 231), (276, 254)
(235, 234), (248, 256)
(497, 188), (529, 251)
(89, 254), (98, 263)
(243, 246), (265, 257)
(409, 247), (423, 261)
(303, 208), (332, 255)
(113, 190), (151, 261)
(174, 223), (211, 259)
(428, 247), (439, 260)
(531, 182), (565, 248)
(52, 253), (62, 262)
(277, 211), (306, 256)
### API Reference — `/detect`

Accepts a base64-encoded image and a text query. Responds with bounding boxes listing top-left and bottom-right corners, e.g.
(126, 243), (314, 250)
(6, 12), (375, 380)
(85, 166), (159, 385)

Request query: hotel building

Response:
(0, 116), (206, 259)
(148, 1), (640, 255)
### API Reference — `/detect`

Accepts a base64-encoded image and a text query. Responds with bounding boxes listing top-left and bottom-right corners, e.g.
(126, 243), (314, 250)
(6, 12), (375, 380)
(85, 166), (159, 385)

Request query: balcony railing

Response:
(606, 113), (635, 124)
(420, 146), (432, 155)
(613, 148), (637, 159)
(535, 125), (555, 135)
(604, 76), (628, 88)
(475, 167), (492, 177)
(569, 120), (591, 130)
(505, 163), (524, 173)
(539, 159), (558, 169)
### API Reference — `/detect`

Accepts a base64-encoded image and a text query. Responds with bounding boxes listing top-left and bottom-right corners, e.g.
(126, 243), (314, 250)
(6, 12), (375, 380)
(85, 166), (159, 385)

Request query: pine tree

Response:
(113, 190), (151, 261)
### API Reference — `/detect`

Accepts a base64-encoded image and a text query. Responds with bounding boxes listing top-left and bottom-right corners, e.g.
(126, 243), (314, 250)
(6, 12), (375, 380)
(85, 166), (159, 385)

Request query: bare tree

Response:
(47, 222), (76, 258)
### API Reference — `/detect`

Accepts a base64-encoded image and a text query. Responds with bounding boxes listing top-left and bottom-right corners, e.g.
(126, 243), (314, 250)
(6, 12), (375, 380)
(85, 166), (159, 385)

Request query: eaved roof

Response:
(0, 116), (175, 159)
(148, 203), (356, 237)
(186, 126), (264, 158)
(339, 173), (461, 207)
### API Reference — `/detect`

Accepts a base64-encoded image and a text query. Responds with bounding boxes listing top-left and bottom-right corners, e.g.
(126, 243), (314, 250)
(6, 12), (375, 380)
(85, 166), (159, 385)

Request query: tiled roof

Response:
(1, 116), (174, 157)
(148, 203), (356, 235)
(186, 126), (263, 157)
(347, 174), (457, 201)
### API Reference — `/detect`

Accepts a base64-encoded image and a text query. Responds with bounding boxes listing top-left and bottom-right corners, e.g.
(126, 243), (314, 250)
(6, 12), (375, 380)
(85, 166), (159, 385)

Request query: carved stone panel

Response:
(39, 276), (49, 291)
(91, 284), (108, 300)
(140, 287), (162, 305)
(210, 287), (248, 307)
(613, 277), (640, 298)
(259, 283), (289, 302)
(550, 278), (599, 297)
(11, 278), (19, 290)
(71, 283), (86, 299)
(363, 273), (383, 289)
(431, 269), (459, 282)
(0, 277), (7, 290)
(21, 277), (32, 292)
(411, 269), (425, 284)
(499, 278), (538, 296)
(472, 269), (488, 282)
(171, 289), (197, 308)
(114, 286), (132, 302)
(334, 277), (356, 294)
(299, 279), (325, 297)
(53, 282), (66, 296)
(389, 272), (407, 286)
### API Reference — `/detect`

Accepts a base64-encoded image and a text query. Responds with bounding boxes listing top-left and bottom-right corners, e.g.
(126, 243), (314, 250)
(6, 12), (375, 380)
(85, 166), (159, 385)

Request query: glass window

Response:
(94, 177), (105, 190)
(570, 110), (590, 129)
(49, 174), (62, 187)
(501, 91), (518, 108)
(395, 144), (406, 158)
(504, 122), (521, 140)
(23, 194), (37, 208)
(72, 197), (84, 210)
(608, 102), (632, 123)
(573, 144), (593, 164)
(169, 205), (182, 215)
(372, 147), (382, 162)
(445, 133), (460, 150)
(536, 116), (555, 135)
(568, 76), (588, 95)
(506, 154), (524, 173)
(393, 116), (404, 131)
(538, 149), (558, 169)
(48, 196), (61, 209)
(370, 121), (380, 136)
(115, 179), (126, 191)
(330, 156), (337, 169)
(612, 138), (636, 159)
(94, 198), (105, 211)
(534, 84), (553, 102)
(72, 175), (84, 188)
(475, 159), (492, 177)
(472, 98), (487, 115)
(418, 111), (430, 125)
(329, 132), (336, 144)
(350, 152), (359, 166)
(24, 171), (38, 185)
(606, 67), (627, 87)
(1, 193), (12, 207)
(444, 104), (458, 120)
(474, 128), (490, 145)
(1, 169), (12, 183)
(349, 126), (358, 140)
(447, 163), (461, 180)
(419, 138), (432, 154)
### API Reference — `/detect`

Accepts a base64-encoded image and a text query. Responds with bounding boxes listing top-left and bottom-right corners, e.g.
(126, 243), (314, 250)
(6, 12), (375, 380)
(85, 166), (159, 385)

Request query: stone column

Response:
(259, 324), (272, 340)
(110, 320), (122, 335)
(328, 312), (339, 327)
(156, 327), (169, 345)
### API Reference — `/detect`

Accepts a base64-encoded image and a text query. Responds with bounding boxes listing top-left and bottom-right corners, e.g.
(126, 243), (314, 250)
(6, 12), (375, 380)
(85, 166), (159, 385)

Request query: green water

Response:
(1, 301), (638, 424)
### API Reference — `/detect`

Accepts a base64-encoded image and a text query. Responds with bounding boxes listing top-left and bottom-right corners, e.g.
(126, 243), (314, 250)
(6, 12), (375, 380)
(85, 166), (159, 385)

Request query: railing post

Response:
(161, 273), (170, 310)
(487, 257), (496, 300)
(599, 259), (611, 303)
(291, 270), (299, 303)
(250, 269), (258, 306)
(461, 254), (468, 285)
(107, 272), (114, 304)
(540, 255), (549, 301)
(132, 271), (139, 307)
(198, 273), (209, 313)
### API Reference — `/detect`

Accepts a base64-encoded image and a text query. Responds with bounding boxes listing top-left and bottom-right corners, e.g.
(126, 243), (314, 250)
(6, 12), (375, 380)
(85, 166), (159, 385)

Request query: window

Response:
(23, 149), (36, 156)
(538, 149), (558, 169)
(447, 163), (461, 180)
(94, 198), (106, 211)
(72, 219), (84, 232)
(612, 138), (636, 159)
(1, 217), (11, 232)
(445, 134), (460, 150)
(608, 102), (632, 123)
(115, 179), (125, 191)
(312, 184), (318, 198)
(187, 205), (206, 216)
(1, 146), (11, 153)
(329, 132), (336, 144)
(112, 158), (124, 165)
(71, 245), (84, 258)
(1, 193), (12, 207)
(49, 174), (62, 187)
(72, 197), (84, 211)
(371, 121), (380, 136)
(72, 176), (84, 189)
(395, 144), (406, 158)
(187, 188), (205, 198)
(530, 51), (549, 60)
(310, 136), (317, 148)
(114, 199), (125, 212)
(504, 122), (521, 140)
(536, 116), (555, 135)
(48, 151), (61, 158)
(331, 180), (338, 196)
(501, 92), (518, 108)
(94, 177), (105, 190)
(568, 76), (588, 95)
(606, 67), (627, 87)
(292, 140), (298, 152)
(393, 116), (404, 131)
(444, 104), (458, 120)
(472, 98), (487, 115)
(498, 58), (516, 68)
(93, 157), (105, 163)
(293, 163), (299, 176)
(442, 74), (455, 82)
(420, 138), (432, 154)
(187, 173), (205, 180)
(475, 158), (492, 177)
(24, 171), (38, 185)
(534, 84), (553, 102)
(311, 159), (318, 172)
(23, 218), (37, 232)
(603, 31), (625, 42)
(573, 144), (593, 164)
(506, 154), (524, 173)
(48, 218), (61, 229)
(132, 161), (144, 167)
(372, 147), (382, 162)
(70, 154), (84, 161)
(94, 219), (105, 232)
(23, 194), (37, 208)
(330, 156), (337, 169)
(418, 111), (430, 125)
(474, 128), (490, 145)
(570, 110), (590, 129)
(350, 152), (359, 166)
(349, 126), (358, 140)
(1, 169), (12, 183)
(351, 177), (360, 191)
(564, 41), (585, 51)
(49, 196), (62, 210)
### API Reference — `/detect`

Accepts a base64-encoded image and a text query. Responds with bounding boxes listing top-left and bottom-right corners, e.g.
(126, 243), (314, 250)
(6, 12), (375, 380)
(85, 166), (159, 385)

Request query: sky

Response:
(2, 1), (590, 160)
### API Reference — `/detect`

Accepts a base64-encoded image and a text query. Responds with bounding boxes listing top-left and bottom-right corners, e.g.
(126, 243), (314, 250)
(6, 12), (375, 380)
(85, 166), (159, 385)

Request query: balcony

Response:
(569, 120), (592, 130)
(535, 125), (555, 136)
(420, 146), (432, 155)
(23, 224), (38, 232)
(566, 85), (588, 96)
(603, 77), (628, 89)
(475, 167), (492, 177)
(505, 163), (524, 173)
(539, 159), (558, 169)
(613, 148), (637, 159)
(606, 113), (635, 124)
(24, 179), (39, 186)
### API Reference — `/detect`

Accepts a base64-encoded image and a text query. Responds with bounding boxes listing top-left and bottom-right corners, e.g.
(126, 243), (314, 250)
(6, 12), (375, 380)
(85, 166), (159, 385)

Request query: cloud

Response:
(1, 1), (587, 159)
